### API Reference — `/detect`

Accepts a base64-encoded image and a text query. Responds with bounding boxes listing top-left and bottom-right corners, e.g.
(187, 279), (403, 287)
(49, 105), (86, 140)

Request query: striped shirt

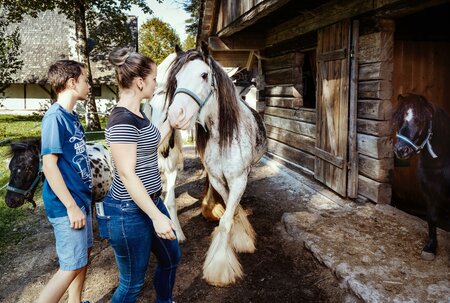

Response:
(105, 106), (161, 200)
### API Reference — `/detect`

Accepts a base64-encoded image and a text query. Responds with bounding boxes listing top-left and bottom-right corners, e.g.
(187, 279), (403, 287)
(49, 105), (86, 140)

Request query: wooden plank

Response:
(359, 29), (394, 64)
(347, 20), (359, 198)
(264, 114), (316, 138)
(263, 52), (304, 71)
(358, 174), (392, 204)
(317, 48), (347, 62)
(208, 34), (265, 51)
(266, 125), (315, 154)
(217, 0), (292, 36)
(264, 106), (316, 123)
(267, 0), (373, 46)
(359, 154), (393, 183)
(314, 147), (344, 168)
(267, 138), (315, 172)
(359, 62), (393, 81)
(357, 99), (392, 120)
(358, 80), (392, 100)
(357, 118), (392, 136)
(357, 133), (393, 159)
(265, 85), (301, 98)
(265, 66), (302, 86)
(265, 96), (303, 109)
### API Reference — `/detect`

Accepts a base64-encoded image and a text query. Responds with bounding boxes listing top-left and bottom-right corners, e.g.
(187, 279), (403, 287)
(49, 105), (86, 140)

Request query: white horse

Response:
(142, 49), (186, 241)
(166, 42), (267, 286)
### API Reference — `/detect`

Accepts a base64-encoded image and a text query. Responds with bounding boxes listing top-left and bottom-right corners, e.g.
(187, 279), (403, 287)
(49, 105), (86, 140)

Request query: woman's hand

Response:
(152, 213), (177, 240)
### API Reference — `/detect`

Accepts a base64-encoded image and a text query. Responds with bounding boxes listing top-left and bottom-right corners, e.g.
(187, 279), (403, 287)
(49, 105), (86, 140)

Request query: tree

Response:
(0, 0), (160, 130)
(177, 0), (201, 37)
(0, 12), (23, 93)
(182, 34), (196, 50)
(139, 18), (181, 64)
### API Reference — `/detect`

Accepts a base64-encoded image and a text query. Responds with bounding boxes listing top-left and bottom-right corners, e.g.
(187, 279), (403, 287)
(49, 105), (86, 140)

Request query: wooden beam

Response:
(217, 0), (292, 37)
(208, 34), (265, 51)
(264, 106), (316, 123)
(265, 96), (303, 110)
(359, 154), (393, 183)
(264, 114), (316, 138)
(357, 133), (393, 159)
(267, 138), (315, 172)
(357, 99), (392, 120)
(357, 118), (392, 136)
(265, 86), (302, 98)
(358, 174), (392, 204)
(266, 125), (315, 154)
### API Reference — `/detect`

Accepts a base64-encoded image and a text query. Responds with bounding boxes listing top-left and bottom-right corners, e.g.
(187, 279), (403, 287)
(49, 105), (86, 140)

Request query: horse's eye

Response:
(201, 73), (208, 80)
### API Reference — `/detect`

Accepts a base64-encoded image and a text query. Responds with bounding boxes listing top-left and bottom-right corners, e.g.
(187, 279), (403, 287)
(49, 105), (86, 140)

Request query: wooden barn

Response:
(197, 0), (450, 208)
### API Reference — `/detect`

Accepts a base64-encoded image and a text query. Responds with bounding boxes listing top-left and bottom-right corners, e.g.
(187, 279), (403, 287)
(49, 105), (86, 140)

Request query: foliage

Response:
(182, 34), (196, 50)
(139, 17), (181, 64)
(0, 12), (23, 93)
(177, 0), (201, 37)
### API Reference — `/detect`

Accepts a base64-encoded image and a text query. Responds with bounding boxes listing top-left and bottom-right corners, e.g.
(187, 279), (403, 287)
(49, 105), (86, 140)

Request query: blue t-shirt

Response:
(41, 103), (93, 218)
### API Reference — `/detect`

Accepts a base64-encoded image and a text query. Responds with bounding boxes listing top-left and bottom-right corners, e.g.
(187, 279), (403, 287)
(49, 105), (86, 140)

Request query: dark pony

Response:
(5, 138), (42, 208)
(5, 138), (113, 209)
(165, 47), (241, 157)
(393, 93), (450, 260)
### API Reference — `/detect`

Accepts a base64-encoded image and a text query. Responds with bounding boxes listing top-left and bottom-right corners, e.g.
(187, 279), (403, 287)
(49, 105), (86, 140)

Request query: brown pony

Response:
(393, 93), (450, 260)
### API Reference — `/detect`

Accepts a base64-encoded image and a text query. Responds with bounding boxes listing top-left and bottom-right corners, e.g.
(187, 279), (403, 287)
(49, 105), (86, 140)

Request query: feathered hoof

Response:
(203, 253), (243, 287)
(232, 232), (256, 254)
(202, 227), (243, 287)
(421, 250), (436, 261)
(201, 202), (225, 221)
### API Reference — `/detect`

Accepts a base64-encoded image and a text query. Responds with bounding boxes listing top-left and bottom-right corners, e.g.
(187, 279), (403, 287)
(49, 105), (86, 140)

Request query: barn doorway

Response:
(391, 3), (450, 230)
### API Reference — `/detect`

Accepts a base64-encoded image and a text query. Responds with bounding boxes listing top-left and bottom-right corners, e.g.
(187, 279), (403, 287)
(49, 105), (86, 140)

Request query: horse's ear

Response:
(397, 94), (405, 102)
(200, 41), (210, 58)
(175, 44), (183, 53)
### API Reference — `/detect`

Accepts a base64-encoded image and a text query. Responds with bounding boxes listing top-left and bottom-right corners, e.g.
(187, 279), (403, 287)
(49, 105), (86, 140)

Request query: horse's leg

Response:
(422, 195), (438, 260)
(231, 205), (256, 253)
(163, 168), (186, 242)
(203, 175), (246, 286)
(201, 180), (225, 221)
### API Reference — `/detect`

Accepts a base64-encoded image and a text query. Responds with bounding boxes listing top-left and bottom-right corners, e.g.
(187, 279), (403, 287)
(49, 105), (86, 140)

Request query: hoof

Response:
(421, 250), (436, 261)
(201, 203), (225, 221)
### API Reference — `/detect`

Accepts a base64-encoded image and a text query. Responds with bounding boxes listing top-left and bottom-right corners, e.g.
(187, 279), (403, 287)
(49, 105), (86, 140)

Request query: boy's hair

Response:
(47, 60), (86, 94)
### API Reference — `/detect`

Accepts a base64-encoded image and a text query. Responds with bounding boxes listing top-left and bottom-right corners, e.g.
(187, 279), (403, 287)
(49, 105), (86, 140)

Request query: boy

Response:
(38, 60), (92, 303)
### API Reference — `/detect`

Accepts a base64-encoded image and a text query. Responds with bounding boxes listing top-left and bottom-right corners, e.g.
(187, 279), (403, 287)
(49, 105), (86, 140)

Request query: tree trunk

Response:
(74, 0), (101, 131)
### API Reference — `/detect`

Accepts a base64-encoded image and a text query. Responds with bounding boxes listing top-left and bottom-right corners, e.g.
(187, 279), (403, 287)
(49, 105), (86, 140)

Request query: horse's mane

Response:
(8, 138), (41, 157)
(392, 93), (435, 129)
(166, 49), (241, 156)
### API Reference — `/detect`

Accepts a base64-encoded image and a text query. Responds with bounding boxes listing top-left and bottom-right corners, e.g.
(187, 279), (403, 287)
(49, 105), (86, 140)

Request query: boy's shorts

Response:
(48, 206), (93, 271)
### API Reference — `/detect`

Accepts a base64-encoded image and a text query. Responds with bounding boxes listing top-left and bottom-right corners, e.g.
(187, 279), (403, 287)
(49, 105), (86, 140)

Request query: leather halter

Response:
(6, 155), (43, 200)
(396, 121), (438, 158)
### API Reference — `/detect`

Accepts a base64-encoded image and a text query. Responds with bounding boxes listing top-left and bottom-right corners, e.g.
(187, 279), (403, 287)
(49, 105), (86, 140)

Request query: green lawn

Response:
(0, 114), (107, 256)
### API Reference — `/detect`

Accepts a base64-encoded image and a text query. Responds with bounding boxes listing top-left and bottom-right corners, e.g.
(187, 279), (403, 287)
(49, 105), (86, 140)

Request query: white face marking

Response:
(405, 108), (414, 122)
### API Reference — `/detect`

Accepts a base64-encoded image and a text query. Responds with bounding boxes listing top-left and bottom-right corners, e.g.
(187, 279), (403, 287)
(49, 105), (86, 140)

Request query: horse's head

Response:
(5, 139), (42, 208)
(167, 42), (214, 130)
(393, 93), (435, 160)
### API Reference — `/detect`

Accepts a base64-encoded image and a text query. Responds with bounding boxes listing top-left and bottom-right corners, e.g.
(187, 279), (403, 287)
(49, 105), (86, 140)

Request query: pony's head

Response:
(392, 93), (435, 159)
(5, 139), (42, 208)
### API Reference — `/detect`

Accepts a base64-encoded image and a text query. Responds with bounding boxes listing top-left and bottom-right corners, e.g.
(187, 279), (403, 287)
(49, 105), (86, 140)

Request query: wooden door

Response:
(315, 20), (352, 196)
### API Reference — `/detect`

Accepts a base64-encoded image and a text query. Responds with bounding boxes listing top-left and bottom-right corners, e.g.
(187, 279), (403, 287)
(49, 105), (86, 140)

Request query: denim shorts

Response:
(48, 206), (93, 271)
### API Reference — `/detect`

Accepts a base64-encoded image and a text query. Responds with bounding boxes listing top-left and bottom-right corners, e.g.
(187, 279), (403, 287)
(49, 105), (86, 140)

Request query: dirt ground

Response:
(1, 147), (448, 302)
(0, 147), (355, 303)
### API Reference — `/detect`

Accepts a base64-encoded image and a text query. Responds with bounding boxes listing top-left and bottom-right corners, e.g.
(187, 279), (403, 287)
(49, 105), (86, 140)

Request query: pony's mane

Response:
(392, 93), (434, 129)
(8, 138), (41, 157)
(166, 49), (241, 156)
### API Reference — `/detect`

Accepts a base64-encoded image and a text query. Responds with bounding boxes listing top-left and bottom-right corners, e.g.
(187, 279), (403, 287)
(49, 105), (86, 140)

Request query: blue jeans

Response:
(97, 194), (181, 303)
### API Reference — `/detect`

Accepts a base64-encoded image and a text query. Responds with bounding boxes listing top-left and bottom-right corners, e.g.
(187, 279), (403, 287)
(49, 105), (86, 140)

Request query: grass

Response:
(0, 114), (107, 257)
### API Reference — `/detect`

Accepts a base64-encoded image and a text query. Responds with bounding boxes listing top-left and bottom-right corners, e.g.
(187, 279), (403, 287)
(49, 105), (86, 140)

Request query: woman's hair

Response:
(47, 60), (86, 94)
(108, 48), (155, 89)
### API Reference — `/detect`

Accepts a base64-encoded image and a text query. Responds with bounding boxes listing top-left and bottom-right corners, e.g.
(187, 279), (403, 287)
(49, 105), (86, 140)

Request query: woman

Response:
(97, 48), (181, 303)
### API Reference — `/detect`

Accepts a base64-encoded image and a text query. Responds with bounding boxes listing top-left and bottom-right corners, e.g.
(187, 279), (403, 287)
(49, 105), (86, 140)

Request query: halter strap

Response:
(396, 122), (438, 158)
(173, 88), (214, 108)
(6, 156), (43, 197)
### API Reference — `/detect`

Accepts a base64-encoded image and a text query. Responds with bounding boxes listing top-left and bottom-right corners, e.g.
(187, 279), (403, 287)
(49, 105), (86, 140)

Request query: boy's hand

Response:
(67, 205), (86, 229)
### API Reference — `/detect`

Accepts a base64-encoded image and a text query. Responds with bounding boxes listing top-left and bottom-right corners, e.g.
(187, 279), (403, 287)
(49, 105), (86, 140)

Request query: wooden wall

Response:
(392, 40), (450, 207)
(355, 20), (395, 204)
(263, 52), (317, 173)
(216, 0), (264, 33)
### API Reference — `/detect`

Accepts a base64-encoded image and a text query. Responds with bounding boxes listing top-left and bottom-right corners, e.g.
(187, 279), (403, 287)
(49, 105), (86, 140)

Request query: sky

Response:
(128, 0), (190, 42)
